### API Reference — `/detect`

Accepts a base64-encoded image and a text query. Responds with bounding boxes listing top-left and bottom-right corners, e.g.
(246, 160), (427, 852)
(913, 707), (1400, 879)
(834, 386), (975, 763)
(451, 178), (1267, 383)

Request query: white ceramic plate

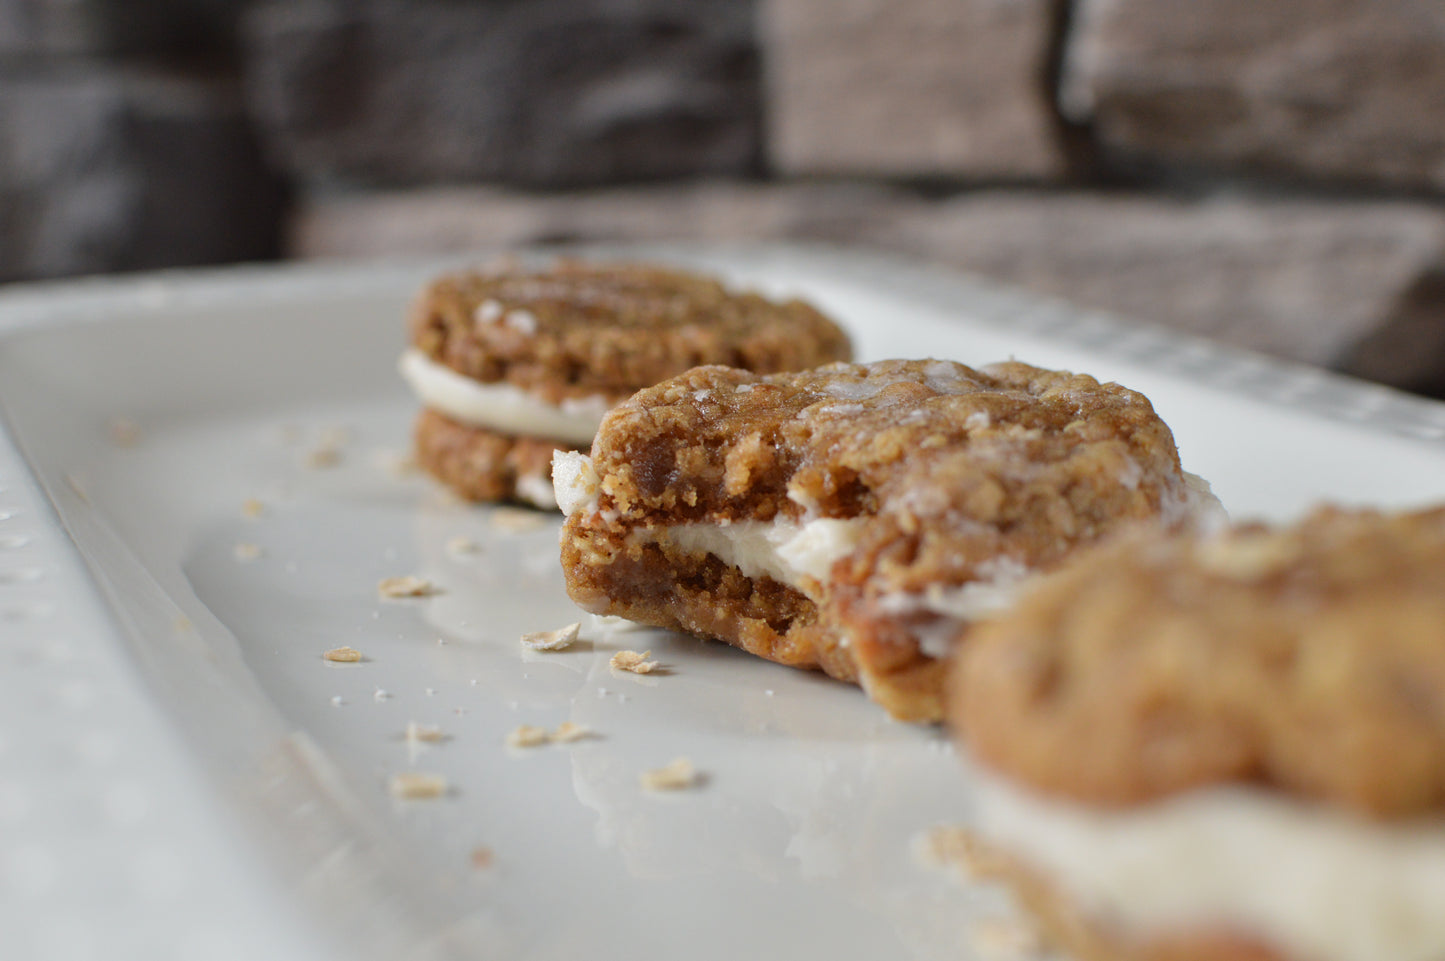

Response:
(4, 245), (1445, 961)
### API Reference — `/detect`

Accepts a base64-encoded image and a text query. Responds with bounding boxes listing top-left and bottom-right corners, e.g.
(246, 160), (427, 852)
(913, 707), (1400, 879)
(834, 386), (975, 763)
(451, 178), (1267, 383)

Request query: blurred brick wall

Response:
(4, 0), (1445, 395)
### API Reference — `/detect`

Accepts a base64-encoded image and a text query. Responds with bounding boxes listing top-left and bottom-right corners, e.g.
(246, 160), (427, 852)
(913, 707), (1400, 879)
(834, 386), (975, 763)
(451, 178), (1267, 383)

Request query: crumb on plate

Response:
(640, 757), (699, 791)
(389, 772), (448, 800)
(446, 535), (479, 555)
(610, 650), (659, 674)
(506, 725), (549, 749)
(108, 417), (141, 447)
(521, 622), (580, 651)
(323, 645), (363, 663)
(405, 721), (445, 744)
(378, 575), (440, 598)
(233, 542), (263, 562)
(550, 721), (591, 743)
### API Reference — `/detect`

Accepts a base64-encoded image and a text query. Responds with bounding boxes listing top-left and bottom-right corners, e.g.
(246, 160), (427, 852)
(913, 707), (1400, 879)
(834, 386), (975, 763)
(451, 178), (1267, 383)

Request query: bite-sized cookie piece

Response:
(949, 505), (1445, 961)
(400, 260), (851, 508)
(556, 358), (1219, 722)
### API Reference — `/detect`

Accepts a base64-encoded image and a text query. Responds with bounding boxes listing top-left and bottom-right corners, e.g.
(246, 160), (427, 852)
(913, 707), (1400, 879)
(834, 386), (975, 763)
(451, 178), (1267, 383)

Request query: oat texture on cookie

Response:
(401, 260), (852, 508)
(559, 358), (1215, 723)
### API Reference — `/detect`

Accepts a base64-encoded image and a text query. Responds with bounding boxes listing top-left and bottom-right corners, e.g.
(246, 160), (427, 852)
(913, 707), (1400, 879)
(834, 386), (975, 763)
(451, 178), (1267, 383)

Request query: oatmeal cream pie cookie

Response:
(555, 358), (1219, 722)
(949, 505), (1445, 961)
(400, 260), (851, 508)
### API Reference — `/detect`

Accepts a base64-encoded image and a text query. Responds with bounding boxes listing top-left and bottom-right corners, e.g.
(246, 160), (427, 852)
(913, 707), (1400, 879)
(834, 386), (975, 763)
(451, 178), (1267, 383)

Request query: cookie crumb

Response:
(490, 507), (547, 533)
(389, 772), (448, 800)
(108, 417), (141, 447)
(610, 650), (659, 674)
(968, 917), (1044, 960)
(241, 498), (266, 519)
(506, 724), (549, 749)
(446, 535), (479, 555)
(378, 575), (440, 598)
(917, 825), (1009, 880)
(323, 646), (363, 663)
(640, 757), (699, 791)
(233, 542), (263, 562)
(405, 721), (445, 744)
(521, 622), (581, 651)
(550, 721), (591, 743)
(373, 448), (419, 477)
(305, 446), (342, 469)
(470, 846), (494, 869)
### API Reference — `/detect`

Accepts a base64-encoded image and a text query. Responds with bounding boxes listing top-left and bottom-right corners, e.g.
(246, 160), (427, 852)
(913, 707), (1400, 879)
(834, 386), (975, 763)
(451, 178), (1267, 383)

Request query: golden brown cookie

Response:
(556, 358), (1217, 721)
(953, 505), (1445, 817)
(949, 505), (1445, 961)
(400, 260), (852, 507)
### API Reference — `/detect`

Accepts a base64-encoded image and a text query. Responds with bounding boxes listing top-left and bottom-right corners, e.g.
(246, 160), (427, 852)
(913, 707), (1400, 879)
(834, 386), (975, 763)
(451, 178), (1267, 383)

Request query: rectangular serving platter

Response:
(3, 244), (1445, 961)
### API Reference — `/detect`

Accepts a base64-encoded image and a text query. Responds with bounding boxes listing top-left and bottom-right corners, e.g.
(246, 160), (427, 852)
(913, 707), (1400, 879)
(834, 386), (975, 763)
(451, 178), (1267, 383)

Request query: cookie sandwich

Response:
(401, 261), (851, 508)
(950, 505), (1445, 961)
(556, 358), (1219, 722)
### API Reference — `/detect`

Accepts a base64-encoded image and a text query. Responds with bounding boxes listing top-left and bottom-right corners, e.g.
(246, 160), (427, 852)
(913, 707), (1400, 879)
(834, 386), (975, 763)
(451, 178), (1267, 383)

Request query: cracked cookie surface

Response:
(559, 358), (1214, 721)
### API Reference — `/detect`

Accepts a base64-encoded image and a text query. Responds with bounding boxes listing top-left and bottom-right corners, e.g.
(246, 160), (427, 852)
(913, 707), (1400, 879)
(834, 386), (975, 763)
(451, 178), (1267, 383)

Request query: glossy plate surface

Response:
(3, 245), (1445, 960)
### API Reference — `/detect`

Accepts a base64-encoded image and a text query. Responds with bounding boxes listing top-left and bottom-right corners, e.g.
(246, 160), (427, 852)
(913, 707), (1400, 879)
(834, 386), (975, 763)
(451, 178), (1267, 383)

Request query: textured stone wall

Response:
(3, 0), (1445, 395)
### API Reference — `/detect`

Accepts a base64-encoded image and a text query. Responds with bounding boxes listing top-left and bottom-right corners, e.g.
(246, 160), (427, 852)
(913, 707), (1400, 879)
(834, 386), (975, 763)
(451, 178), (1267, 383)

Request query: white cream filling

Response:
(399, 348), (610, 446)
(657, 517), (865, 590)
(875, 557), (1035, 660)
(552, 450), (602, 517)
(970, 759), (1445, 961)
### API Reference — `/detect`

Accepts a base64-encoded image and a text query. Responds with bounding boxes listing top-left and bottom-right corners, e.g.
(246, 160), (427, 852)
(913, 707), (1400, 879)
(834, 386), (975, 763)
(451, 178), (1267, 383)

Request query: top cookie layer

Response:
(408, 261), (852, 404)
(587, 358), (1192, 595)
(952, 505), (1445, 820)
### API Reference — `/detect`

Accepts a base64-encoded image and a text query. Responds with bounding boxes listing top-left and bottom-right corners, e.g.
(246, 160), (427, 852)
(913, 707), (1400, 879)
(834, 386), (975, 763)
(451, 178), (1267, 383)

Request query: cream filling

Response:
(875, 557), (1035, 660)
(399, 349), (610, 446)
(656, 517), (865, 590)
(970, 759), (1445, 961)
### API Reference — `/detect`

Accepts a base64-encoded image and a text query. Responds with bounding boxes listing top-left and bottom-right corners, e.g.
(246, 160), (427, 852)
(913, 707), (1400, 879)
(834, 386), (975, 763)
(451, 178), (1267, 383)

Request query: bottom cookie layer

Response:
(560, 530), (859, 684)
(413, 408), (579, 508)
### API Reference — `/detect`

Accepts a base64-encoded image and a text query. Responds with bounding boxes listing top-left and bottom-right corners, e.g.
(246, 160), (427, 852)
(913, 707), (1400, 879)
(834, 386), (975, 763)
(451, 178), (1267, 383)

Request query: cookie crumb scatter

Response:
(641, 757), (699, 791)
(323, 646), (363, 663)
(968, 917), (1044, 960)
(233, 542), (263, 562)
(377, 575), (440, 598)
(610, 650), (659, 674)
(521, 622), (581, 651)
(490, 507), (547, 533)
(470, 846), (494, 870)
(389, 772), (448, 800)
(241, 498), (266, 519)
(446, 535), (479, 555)
(373, 448), (418, 477)
(108, 417), (141, 447)
(405, 721), (445, 744)
(507, 725), (549, 749)
(550, 721), (591, 743)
